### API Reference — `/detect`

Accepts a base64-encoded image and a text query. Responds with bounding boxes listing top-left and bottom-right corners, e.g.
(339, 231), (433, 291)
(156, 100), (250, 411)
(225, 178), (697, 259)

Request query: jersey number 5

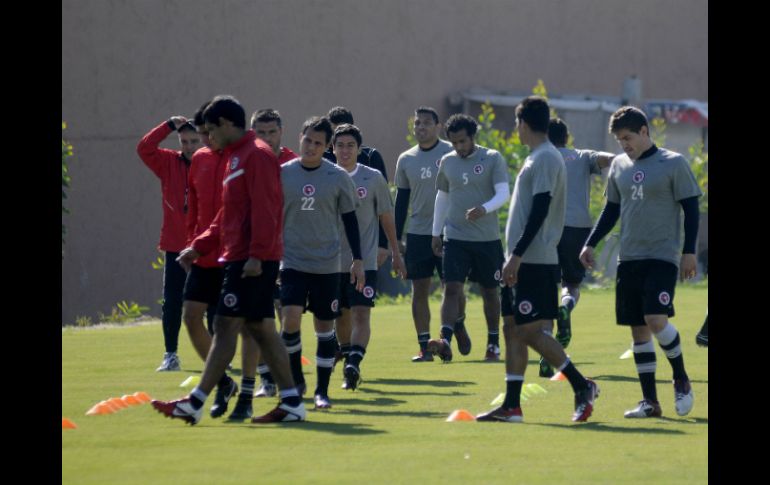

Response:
(462, 173), (469, 185)
(301, 196), (315, 210)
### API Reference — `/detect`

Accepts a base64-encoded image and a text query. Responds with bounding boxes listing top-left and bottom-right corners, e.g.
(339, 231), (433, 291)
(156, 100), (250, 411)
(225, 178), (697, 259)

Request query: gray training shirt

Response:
(505, 141), (566, 264)
(394, 140), (454, 235)
(606, 147), (702, 267)
(435, 145), (510, 242)
(339, 164), (393, 271)
(281, 158), (359, 274)
(558, 147), (605, 228)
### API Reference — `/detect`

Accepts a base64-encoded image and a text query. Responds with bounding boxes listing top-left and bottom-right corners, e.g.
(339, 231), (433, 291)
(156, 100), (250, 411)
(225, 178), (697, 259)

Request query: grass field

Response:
(62, 285), (708, 484)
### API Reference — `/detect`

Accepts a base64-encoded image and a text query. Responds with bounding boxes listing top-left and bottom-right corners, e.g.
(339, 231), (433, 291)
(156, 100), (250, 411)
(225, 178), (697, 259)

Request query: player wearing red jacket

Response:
(152, 96), (305, 425)
(137, 116), (201, 372)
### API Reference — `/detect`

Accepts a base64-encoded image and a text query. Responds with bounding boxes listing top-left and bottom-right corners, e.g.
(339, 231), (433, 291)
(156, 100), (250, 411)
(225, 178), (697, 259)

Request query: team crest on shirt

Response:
(357, 186), (368, 199)
(435, 159), (442, 168)
(518, 300), (533, 315)
(632, 171), (645, 183)
(473, 164), (484, 175)
(230, 157), (240, 170)
(494, 269), (501, 281)
(331, 299), (339, 312)
(658, 291), (671, 305)
(223, 293), (238, 308)
(363, 286), (375, 298)
(302, 184), (316, 196)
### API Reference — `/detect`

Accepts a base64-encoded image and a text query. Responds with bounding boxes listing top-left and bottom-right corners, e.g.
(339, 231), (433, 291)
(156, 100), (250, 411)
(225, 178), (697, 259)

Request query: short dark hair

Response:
(332, 123), (362, 147)
(609, 106), (648, 134)
(177, 121), (197, 134)
(192, 101), (211, 127)
(327, 106), (354, 125)
(202, 95), (246, 129)
(250, 108), (282, 129)
(547, 118), (569, 147)
(302, 116), (334, 144)
(415, 106), (439, 124)
(515, 96), (550, 133)
(445, 113), (478, 137)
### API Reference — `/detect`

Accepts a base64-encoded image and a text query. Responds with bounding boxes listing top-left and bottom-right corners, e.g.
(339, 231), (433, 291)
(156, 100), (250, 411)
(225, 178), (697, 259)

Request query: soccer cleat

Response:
(427, 338), (453, 362)
(151, 397), (203, 425)
(674, 379), (694, 416)
(476, 406), (523, 423)
(210, 379), (238, 418)
(227, 398), (253, 421)
(156, 352), (181, 372)
(695, 332), (708, 347)
(411, 350), (434, 362)
(251, 402), (307, 423)
(556, 305), (572, 348)
(343, 365), (362, 391)
(624, 399), (663, 418)
(572, 378), (600, 422)
(254, 380), (277, 398)
(484, 344), (501, 362)
(538, 356), (554, 378)
(453, 318), (472, 356)
(313, 393), (332, 409)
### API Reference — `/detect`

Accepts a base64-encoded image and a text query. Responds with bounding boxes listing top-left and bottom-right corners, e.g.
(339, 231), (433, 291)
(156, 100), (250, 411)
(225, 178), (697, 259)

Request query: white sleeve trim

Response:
(432, 190), (450, 237)
(481, 182), (510, 213)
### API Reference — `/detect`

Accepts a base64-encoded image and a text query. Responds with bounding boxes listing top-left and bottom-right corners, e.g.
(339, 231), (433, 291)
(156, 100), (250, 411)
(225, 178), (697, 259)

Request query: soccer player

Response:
(279, 116), (365, 410)
(332, 124), (406, 390)
(580, 106), (701, 418)
(695, 311), (707, 347)
(429, 114), (510, 362)
(151, 96), (305, 425)
(137, 114), (202, 372)
(536, 118), (616, 377)
(477, 96), (598, 423)
(394, 106), (466, 362)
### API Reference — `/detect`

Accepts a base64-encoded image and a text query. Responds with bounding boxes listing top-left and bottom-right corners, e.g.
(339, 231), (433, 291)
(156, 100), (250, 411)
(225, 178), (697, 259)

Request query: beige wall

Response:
(61, 0), (708, 324)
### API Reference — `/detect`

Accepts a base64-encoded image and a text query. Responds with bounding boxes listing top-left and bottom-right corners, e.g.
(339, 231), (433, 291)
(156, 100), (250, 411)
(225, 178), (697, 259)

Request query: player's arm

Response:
(501, 191), (551, 286)
(181, 206), (223, 272)
(185, 160), (199, 246)
(136, 117), (187, 177)
(431, 189), (449, 257)
(341, 211), (365, 291)
(579, 201), (620, 269)
(678, 196), (700, 280)
(595, 152), (616, 170)
(394, 187), (410, 254)
(467, 182), (510, 221)
(379, 211), (406, 279)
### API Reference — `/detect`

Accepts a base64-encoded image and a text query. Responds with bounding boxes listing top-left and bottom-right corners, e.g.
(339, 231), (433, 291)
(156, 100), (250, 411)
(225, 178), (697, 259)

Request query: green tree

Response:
(62, 122), (73, 257)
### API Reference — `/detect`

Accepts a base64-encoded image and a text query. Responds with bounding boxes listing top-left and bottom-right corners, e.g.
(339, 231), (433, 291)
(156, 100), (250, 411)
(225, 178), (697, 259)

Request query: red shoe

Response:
(572, 379), (600, 422)
(427, 338), (453, 362)
(151, 397), (203, 425)
(251, 402), (307, 423)
(476, 406), (523, 423)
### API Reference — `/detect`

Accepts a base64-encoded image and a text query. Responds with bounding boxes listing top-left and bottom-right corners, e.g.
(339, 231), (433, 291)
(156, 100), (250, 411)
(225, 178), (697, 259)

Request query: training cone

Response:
(108, 397), (128, 409)
(527, 383), (547, 395)
(446, 409), (476, 422)
(619, 349), (634, 360)
(121, 394), (141, 406)
(62, 418), (77, 429)
(490, 393), (505, 406)
(550, 372), (567, 381)
(133, 391), (151, 403)
(301, 356), (311, 365)
(86, 402), (114, 415)
(180, 375), (201, 388)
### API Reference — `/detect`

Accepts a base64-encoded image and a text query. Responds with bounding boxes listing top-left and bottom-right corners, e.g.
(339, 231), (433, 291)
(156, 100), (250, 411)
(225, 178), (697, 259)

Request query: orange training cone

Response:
(301, 356), (311, 365)
(550, 372), (567, 381)
(133, 391), (151, 403)
(108, 397), (128, 409)
(86, 402), (114, 415)
(121, 394), (141, 406)
(446, 409), (476, 422)
(62, 418), (77, 429)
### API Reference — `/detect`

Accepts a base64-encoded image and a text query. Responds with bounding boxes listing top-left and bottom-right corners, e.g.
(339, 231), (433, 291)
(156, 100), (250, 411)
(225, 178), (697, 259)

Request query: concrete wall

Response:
(61, 0), (708, 324)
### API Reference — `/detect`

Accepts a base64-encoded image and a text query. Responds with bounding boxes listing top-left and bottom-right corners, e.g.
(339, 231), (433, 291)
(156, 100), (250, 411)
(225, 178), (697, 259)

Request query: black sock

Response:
(559, 360), (588, 392)
(217, 373), (232, 389)
(281, 330), (304, 386)
(639, 373), (658, 402)
(440, 325), (454, 343)
(340, 343), (352, 362)
(503, 379), (523, 409)
(347, 345), (366, 370)
(418, 332), (430, 352)
(239, 377), (255, 400)
(315, 331), (337, 396)
(633, 341), (658, 402)
(257, 364), (274, 385)
(487, 331), (499, 347)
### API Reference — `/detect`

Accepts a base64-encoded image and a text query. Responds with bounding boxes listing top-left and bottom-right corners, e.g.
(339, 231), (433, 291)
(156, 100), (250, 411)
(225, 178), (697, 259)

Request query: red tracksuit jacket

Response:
(186, 146), (227, 268)
(192, 131), (283, 262)
(278, 146), (298, 165)
(136, 121), (190, 252)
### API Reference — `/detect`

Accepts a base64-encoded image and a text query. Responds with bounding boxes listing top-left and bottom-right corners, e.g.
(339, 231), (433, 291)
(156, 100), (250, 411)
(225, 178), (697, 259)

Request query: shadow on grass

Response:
(226, 420), (387, 435)
(530, 422), (686, 435)
(344, 408), (447, 419)
(366, 378), (474, 387)
(308, 396), (405, 407)
(356, 387), (471, 397)
(592, 374), (708, 384)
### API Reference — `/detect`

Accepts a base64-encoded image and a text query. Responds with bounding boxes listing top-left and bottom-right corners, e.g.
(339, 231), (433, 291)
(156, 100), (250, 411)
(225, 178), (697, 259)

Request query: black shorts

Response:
(405, 233), (443, 280)
(217, 260), (279, 321)
(443, 239), (504, 288)
(616, 259), (677, 326)
(280, 269), (341, 320)
(183, 264), (225, 306)
(500, 263), (560, 324)
(338, 270), (378, 309)
(557, 226), (591, 285)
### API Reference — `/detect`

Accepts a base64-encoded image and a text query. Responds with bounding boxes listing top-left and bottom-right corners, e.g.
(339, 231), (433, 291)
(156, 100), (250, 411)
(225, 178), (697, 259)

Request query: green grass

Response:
(62, 285), (708, 484)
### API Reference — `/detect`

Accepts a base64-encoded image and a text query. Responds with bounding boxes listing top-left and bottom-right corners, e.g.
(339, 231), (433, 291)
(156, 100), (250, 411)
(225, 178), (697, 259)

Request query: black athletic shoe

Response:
(411, 350), (434, 362)
(556, 305), (572, 348)
(695, 320), (708, 347)
(343, 365), (362, 391)
(210, 379), (238, 418)
(227, 398), (253, 421)
(453, 318), (472, 356)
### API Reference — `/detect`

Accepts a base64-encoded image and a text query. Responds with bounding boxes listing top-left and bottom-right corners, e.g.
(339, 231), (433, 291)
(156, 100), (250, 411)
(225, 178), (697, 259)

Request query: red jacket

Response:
(193, 131), (283, 262)
(278, 146), (298, 165)
(186, 146), (227, 268)
(136, 121), (190, 252)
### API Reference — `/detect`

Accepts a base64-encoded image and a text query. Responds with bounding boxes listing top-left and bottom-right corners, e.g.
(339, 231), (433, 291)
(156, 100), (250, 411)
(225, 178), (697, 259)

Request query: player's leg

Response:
(343, 271), (377, 390)
(696, 311), (708, 347)
(227, 325), (259, 420)
(308, 273), (341, 409)
(279, 269), (311, 395)
(157, 251), (186, 371)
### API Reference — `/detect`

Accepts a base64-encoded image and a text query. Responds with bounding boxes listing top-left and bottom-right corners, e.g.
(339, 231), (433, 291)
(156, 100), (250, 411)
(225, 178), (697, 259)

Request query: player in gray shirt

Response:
(394, 106), (466, 362)
(478, 96), (598, 423)
(580, 106), (701, 419)
(332, 124), (405, 392)
(539, 118), (616, 377)
(429, 114), (510, 363)
(279, 116), (365, 410)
